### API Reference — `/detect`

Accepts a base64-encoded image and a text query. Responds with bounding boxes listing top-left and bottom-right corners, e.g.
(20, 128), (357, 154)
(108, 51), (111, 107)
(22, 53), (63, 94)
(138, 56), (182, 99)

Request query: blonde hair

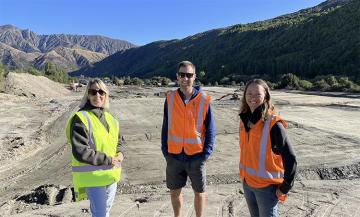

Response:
(240, 79), (275, 120)
(79, 79), (110, 109)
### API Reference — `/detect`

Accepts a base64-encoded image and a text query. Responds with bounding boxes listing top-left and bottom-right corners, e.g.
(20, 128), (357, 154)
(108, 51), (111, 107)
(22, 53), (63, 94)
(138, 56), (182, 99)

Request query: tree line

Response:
(1, 62), (359, 92)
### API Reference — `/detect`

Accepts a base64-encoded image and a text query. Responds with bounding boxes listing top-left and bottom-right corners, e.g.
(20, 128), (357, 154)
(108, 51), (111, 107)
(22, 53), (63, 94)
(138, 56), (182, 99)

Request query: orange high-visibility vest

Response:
(167, 89), (211, 155)
(239, 114), (287, 188)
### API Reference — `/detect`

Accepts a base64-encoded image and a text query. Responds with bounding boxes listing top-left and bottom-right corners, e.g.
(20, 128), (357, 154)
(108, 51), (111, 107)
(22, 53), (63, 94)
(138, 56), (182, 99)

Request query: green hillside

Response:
(72, 0), (360, 83)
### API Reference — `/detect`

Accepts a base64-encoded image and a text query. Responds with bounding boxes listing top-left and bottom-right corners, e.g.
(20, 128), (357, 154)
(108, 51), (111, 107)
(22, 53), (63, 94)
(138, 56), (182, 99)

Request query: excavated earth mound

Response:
(4, 72), (71, 99)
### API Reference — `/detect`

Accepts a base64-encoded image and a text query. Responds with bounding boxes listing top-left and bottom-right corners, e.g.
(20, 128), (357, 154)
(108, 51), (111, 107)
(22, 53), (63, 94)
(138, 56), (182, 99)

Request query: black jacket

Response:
(239, 105), (297, 194)
(70, 102), (125, 166)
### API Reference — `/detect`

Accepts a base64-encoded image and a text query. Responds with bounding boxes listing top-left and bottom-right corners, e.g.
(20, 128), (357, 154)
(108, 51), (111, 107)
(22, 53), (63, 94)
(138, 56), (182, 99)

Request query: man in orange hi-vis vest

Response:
(161, 61), (216, 217)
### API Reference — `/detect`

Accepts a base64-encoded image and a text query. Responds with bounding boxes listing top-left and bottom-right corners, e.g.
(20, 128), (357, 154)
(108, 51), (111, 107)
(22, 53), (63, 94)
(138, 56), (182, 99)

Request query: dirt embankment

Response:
(0, 73), (78, 216)
(4, 72), (71, 99)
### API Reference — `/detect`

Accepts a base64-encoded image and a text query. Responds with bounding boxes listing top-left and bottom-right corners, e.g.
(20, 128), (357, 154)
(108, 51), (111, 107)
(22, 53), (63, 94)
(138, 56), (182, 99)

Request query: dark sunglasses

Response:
(177, 72), (194, 78)
(88, 89), (106, 96)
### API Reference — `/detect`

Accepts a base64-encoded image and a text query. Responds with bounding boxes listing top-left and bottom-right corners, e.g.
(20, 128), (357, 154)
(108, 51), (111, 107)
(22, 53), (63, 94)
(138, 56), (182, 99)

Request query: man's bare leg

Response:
(194, 191), (206, 217)
(170, 188), (183, 217)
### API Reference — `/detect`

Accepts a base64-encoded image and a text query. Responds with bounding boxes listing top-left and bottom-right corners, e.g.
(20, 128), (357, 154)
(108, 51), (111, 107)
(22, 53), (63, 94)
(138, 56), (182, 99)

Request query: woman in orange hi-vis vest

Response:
(239, 79), (297, 217)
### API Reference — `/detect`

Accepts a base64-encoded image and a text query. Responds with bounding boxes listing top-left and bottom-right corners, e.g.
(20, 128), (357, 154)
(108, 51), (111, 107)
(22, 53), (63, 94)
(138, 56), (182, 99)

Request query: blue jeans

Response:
(243, 181), (279, 217)
(86, 182), (117, 217)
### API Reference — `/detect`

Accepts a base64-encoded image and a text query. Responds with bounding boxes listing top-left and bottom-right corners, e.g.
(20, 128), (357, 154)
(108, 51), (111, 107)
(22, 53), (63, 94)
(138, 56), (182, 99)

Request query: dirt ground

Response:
(0, 74), (359, 217)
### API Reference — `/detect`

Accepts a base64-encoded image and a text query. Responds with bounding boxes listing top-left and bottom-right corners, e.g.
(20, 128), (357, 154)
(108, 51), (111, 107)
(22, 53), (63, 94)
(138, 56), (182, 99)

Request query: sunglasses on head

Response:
(88, 89), (106, 96)
(177, 72), (194, 78)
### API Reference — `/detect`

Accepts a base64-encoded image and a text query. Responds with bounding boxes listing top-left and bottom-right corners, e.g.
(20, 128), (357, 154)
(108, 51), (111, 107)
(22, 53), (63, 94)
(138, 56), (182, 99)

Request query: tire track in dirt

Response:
(184, 203), (194, 217)
(287, 182), (360, 217)
(118, 202), (139, 217)
(153, 201), (171, 217)
(286, 120), (360, 145)
(0, 101), (77, 203)
(215, 192), (245, 217)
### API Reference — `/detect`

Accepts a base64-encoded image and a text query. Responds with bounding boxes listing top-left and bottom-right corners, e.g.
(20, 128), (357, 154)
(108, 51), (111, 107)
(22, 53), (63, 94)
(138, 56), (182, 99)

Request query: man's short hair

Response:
(177, 61), (196, 73)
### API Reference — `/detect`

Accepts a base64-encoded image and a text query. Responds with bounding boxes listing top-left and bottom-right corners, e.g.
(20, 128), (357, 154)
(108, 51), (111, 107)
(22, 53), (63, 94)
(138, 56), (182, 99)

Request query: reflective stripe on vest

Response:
(80, 111), (96, 150)
(168, 91), (175, 132)
(73, 111), (120, 173)
(239, 115), (284, 179)
(168, 134), (202, 144)
(167, 90), (207, 145)
(73, 165), (112, 172)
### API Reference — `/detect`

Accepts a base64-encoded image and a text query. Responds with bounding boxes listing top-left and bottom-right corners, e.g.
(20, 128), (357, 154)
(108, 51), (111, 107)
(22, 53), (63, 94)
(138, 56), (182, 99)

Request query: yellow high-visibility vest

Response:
(66, 110), (121, 201)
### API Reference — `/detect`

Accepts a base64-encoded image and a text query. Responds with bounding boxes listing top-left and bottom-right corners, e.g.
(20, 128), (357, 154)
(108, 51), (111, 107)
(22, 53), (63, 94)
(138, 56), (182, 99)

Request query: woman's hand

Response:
(276, 188), (287, 202)
(111, 152), (124, 166)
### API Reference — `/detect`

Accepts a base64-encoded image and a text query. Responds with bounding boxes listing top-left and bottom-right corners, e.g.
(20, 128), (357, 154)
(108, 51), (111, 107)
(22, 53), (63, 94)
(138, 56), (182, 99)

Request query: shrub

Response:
(298, 80), (313, 90)
(279, 73), (300, 89)
(28, 68), (42, 76)
(265, 80), (276, 89)
(160, 77), (171, 86)
(348, 84), (360, 92)
(44, 62), (69, 83)
(338, 76), (353, 89)
(131, 77), (144, 86)
(219, 76), (230, 85)
(325, 76), (338, 87)
(124, 76), (131, 85)
(198, 71), (206, 83)
(314, 79), (330, 91)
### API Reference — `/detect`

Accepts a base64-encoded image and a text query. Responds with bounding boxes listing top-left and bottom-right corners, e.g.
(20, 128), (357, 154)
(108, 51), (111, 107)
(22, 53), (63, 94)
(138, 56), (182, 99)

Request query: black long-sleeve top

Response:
(239, 105), (297, 194)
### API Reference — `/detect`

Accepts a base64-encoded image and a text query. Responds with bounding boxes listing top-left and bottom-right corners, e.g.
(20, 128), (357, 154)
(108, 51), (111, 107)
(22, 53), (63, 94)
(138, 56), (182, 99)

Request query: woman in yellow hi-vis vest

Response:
(66, 79), (124, 217)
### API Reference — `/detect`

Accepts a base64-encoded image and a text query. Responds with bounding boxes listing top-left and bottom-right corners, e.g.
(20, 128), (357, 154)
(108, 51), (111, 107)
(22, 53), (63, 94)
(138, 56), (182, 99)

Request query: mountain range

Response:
(0, 25), (136, 71)
(72, 0), (359, 82)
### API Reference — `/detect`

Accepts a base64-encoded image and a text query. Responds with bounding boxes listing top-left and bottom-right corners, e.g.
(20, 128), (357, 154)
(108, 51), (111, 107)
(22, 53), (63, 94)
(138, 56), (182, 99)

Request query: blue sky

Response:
(0, 0), (324, 45)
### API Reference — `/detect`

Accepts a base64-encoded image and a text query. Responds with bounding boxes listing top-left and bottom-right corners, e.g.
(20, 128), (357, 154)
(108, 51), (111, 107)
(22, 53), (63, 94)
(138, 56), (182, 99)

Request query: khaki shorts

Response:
(165, 155), (206, 193)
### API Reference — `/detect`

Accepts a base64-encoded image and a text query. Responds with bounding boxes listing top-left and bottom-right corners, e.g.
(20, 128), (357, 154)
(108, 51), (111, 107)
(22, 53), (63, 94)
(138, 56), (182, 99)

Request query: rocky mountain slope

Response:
(0, 25), (136, 71)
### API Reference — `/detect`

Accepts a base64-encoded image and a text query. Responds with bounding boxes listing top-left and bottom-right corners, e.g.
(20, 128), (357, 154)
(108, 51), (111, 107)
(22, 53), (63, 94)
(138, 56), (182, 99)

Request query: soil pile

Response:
(4, 72), (70, 99)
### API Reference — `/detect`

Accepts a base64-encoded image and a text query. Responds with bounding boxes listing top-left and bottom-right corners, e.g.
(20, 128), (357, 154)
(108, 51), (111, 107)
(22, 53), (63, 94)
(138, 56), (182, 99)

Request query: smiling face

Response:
(177, 65), (196, 90)
(245, 83), (266, 113)
(88, 83), (106, 108)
